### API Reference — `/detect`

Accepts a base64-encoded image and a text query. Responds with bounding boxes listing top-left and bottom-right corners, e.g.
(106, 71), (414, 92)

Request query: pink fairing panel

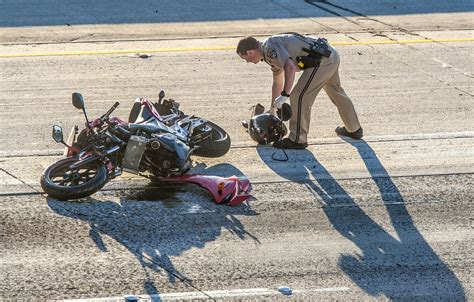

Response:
(160, 174), (252, 206)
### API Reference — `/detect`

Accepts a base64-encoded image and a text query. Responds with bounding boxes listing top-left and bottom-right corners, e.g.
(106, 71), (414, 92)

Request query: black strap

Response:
(271, 132), (290, 161)
(272, 148), (289, 161)
(282, 32), (312, 45)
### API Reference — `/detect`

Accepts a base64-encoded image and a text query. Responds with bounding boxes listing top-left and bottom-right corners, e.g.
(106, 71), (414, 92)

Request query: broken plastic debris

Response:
(159, 174), (252, 206)
(124, 295), (139, 302)
(277, 286), (293, 295)
(137, 53), (151, 59)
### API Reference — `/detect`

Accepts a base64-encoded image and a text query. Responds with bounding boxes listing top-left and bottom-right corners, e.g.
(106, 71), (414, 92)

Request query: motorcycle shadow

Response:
(189, 162), (248, 178)
(46, 163), (258, 296)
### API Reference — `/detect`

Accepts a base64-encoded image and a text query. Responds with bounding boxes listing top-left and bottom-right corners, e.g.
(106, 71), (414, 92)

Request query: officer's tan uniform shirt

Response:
(261, 34), (317, 74)
(259, 33), (361, 144)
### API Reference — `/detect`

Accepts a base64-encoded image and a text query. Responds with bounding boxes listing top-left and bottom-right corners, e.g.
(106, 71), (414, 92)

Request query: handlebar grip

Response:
(102, 102), (120, 120)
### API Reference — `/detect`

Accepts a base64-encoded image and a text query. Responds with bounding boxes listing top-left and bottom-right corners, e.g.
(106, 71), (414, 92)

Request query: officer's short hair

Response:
(237, 37), (260, 55)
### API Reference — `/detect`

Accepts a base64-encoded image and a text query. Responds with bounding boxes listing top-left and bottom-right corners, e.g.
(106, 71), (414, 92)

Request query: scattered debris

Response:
(137, 53), (152, 59)
(124, 295), (139, 302)
(357, 51), (363, 55)
(277, 286), (293, 295)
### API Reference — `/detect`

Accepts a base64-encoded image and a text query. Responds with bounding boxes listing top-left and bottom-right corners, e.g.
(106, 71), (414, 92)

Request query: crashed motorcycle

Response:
(40, 91), (251, 205)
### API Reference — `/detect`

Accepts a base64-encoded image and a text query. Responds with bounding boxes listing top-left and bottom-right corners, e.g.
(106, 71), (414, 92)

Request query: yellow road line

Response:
(1, 37), (473, 58)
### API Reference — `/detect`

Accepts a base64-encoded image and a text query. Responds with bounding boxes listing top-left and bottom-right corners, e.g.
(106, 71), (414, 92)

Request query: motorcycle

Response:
(40, 91), (251, 205)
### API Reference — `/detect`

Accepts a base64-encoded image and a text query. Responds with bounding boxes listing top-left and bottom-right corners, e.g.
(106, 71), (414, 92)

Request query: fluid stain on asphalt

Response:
(124, 184), (189, 208)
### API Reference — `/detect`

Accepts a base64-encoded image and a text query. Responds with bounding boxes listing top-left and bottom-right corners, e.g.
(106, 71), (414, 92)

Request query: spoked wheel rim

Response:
(206, 123), (225, 141)
(49, 163), (101, 188)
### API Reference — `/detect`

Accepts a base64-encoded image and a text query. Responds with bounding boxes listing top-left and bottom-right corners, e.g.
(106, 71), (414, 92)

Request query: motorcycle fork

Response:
(69, 146), (121, 173)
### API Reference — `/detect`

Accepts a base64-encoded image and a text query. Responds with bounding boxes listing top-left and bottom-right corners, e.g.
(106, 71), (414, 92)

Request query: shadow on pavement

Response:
(47, 163), (258, 298)
(257, 140), (465, 300)
(1, 0), (472, 27)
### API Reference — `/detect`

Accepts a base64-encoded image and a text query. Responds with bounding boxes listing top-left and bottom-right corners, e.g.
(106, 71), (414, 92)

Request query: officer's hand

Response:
(274, 95), (289, 109)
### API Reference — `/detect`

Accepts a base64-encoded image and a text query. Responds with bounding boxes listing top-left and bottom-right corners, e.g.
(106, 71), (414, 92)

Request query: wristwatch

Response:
(281, 90), (290, 97)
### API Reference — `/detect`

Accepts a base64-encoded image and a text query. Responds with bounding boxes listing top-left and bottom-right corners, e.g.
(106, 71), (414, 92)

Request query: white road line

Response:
(62, 286), (351, 301)
(1, 131), (473, 158)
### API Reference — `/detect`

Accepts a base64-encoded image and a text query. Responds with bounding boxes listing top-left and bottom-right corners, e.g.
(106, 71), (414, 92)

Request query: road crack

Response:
(0, 167), (44, 195)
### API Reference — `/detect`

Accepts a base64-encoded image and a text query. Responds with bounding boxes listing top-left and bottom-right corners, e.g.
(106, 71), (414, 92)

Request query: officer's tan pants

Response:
(288, 48), (361, 144)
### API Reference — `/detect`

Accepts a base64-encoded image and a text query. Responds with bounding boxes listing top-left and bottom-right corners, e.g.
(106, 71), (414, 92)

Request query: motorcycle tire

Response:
(40, 157), (108, 200)
(193, 121), (231, 158)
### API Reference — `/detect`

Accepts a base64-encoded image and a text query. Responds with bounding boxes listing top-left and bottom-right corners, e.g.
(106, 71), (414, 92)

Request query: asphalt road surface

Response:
(0, 0), (473, 301)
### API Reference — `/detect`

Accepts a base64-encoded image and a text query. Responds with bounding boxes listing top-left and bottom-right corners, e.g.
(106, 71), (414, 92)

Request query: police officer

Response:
(237, 34), (363, 149)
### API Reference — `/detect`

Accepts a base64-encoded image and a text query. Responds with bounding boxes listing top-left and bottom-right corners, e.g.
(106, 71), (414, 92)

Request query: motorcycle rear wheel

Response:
(40, 157), (108, 200)
(192, 121), (231, 158)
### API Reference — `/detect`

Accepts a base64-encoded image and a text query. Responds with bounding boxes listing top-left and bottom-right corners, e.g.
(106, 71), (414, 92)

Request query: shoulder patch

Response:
(267, 47), (277, 59)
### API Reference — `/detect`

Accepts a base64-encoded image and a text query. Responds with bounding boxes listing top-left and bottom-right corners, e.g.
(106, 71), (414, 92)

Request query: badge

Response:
(267, 47), (277, 59)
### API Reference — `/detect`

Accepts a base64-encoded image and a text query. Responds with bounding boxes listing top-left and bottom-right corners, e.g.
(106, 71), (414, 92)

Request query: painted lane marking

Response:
(63, 286), (351, 301)
(1, 37), (473, 58)
(1, 131), (474, 158)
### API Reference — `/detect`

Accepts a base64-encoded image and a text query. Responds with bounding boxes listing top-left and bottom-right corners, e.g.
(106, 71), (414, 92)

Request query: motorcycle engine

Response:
(141, 132), (192, 177)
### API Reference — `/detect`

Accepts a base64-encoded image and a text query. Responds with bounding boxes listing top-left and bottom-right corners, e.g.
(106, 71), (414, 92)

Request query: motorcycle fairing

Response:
(129, 98), (163, 123)
(128, 98), (190, 141)
(160, 174), (252, 206)
(154, 133), (191, 162)
(128, 121), (168, 134)
(128, 99), (170, 134)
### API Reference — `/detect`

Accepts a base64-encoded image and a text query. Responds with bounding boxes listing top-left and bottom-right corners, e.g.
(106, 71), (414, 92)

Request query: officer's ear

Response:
(247, 49), (256, 56)
(238, 51), (249, 59)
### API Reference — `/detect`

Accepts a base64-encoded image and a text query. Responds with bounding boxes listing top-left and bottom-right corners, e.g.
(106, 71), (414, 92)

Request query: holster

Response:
(303, 37), (332, 58)
(297, 37), (331, 70)
(296, 56), (321, 70)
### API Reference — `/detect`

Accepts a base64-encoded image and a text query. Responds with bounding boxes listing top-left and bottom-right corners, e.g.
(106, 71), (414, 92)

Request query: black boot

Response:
(273, 138), (308, 149)
(335, 126), (363, 139)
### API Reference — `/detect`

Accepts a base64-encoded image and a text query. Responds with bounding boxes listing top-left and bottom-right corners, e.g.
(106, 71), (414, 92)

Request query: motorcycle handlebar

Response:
(101, 102), (120, 121)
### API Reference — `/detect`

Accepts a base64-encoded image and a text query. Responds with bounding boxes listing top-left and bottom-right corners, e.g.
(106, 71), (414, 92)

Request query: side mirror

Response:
(72, 92), (85, 110)
(52, 125), (64, 143)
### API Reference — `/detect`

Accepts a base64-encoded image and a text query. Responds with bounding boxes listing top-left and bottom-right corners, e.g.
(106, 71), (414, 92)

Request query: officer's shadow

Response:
(47, 163), (259, 298)
(257, 140), (465, 300)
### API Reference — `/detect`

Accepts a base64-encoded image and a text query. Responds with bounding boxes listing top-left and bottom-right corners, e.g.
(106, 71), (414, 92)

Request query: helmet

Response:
(248, 113), (287, 145)
(277, 103), (292, 122)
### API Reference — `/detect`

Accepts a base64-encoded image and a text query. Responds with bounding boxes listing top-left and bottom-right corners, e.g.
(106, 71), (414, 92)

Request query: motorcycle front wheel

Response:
(192, 121), (231, 158)
(40, 157), (108, 200)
